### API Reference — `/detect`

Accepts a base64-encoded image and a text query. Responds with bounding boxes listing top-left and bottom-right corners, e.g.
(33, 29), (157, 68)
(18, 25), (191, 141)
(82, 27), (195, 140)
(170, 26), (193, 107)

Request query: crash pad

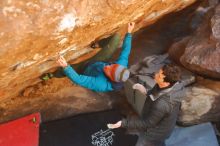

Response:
(0, 113), (41, 146)
(40, 110), (138, 146)
(166, 122), (219, 146)
(39, 109), (219, 146)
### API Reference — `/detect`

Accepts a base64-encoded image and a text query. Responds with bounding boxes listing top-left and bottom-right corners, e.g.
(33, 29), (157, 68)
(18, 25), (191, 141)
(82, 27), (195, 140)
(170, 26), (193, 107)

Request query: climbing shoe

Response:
(91, 41), (100, 49)
(41, 73), (54, 81)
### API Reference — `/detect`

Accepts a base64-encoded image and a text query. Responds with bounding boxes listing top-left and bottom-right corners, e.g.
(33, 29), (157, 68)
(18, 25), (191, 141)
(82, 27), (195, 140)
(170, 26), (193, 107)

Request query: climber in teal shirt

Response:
(57, 22), (135, 92)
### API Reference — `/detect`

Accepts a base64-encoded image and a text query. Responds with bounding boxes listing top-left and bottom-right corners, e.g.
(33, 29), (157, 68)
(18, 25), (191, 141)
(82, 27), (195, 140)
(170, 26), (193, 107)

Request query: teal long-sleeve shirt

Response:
(63, 33), (132, 92)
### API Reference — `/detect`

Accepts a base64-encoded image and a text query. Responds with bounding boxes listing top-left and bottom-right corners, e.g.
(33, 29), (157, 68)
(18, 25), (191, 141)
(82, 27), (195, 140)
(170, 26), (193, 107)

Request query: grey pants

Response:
(135, 133), (165, 146)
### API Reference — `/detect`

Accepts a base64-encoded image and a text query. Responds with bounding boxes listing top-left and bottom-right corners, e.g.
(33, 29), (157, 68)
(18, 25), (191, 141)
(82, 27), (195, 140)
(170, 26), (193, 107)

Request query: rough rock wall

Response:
(180, 4), (220, 78)
(178, 77), (220, 125)
(0, 0), (196, 101)
(169, 2), (220, 79)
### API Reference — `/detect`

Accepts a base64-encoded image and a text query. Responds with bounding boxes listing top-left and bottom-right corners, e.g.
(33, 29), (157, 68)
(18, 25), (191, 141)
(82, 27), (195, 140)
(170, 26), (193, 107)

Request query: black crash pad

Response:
(40, 110), (137, 146)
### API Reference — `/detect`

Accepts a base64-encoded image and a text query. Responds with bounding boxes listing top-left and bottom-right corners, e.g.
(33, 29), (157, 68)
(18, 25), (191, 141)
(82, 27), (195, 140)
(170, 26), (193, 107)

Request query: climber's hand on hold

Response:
(128, 22), (135, 33)
(57, 56), (68, 68)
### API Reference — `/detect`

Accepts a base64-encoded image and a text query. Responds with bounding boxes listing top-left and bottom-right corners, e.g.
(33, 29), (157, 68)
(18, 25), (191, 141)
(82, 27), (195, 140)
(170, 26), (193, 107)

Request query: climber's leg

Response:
(89, 33), (121, 62)
(40, 34), (120, 80)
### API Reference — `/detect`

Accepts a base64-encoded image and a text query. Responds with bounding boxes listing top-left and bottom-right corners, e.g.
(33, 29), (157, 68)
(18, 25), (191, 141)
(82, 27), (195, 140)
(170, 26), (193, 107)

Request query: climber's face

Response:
(154, 69), (170, 88)
(154, 69), (165, 84)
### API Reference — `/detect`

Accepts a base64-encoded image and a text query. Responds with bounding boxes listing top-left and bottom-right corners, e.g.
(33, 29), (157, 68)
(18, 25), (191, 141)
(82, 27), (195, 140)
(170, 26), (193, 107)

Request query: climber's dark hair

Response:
(162, 64), (181, 83)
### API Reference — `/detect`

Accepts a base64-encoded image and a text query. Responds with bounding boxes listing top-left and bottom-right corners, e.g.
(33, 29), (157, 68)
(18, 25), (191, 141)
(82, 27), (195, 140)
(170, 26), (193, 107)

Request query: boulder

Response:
(169, 3), (220, 79)
(0, 0), (196, 101)
(178, 77), (220, 125)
